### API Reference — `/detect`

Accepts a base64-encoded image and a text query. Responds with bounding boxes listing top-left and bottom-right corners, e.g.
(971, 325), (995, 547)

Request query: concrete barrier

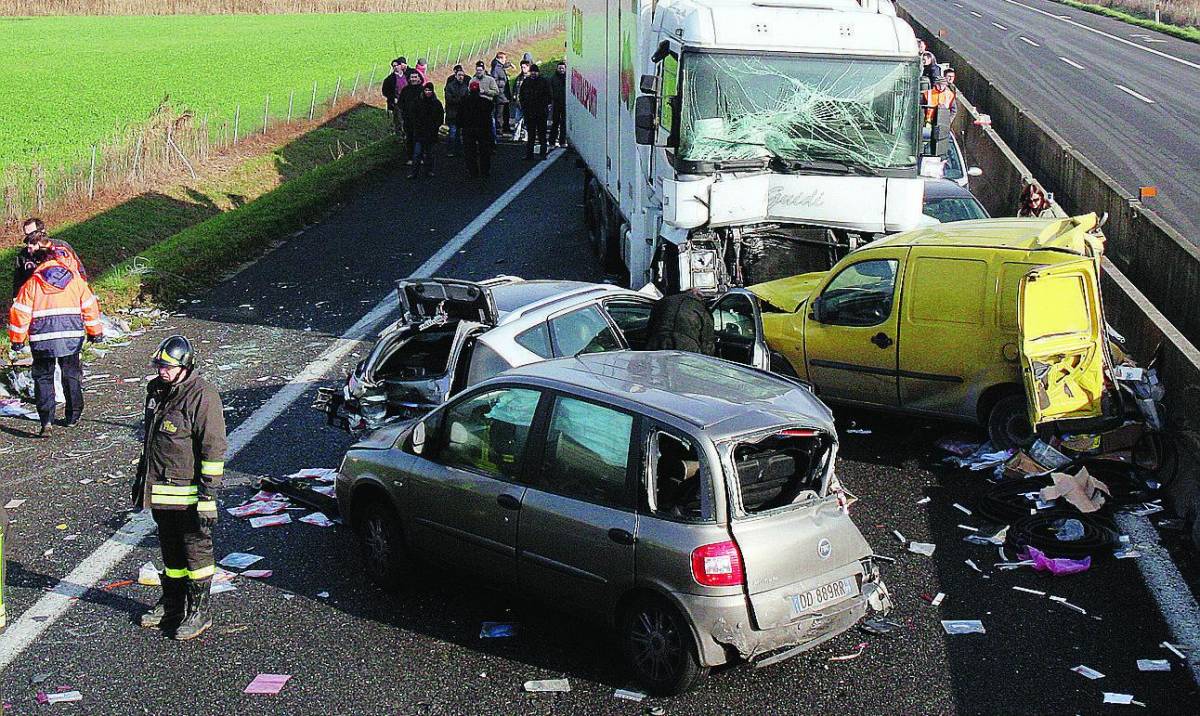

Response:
(946, 68), (1200, 550)
(898, 5), (1200, 351)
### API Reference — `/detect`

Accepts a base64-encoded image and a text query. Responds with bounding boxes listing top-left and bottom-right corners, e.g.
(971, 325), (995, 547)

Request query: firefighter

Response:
(134, 335), (227, 640)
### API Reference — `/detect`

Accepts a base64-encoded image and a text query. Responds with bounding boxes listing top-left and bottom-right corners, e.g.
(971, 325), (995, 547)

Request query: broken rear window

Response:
(376, 327), (456, 379)
(731, 430), (831, 514)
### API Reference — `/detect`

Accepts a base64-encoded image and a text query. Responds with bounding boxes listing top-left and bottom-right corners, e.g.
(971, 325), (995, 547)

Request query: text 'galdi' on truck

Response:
(566, 0), (937, 293)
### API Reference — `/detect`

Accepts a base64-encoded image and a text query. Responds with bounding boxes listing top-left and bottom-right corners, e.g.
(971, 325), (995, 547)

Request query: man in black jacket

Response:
(519, 64), (552, 160)
(550, 61), (568, 148)
(444, 65), (471, 157)
(459, 81), (496, 179)
(396, 70), (425, 163)
(410, 83), (445, 179)
(381, 57), (409, 138)
(644, 290), (716, 356)
(135, 335), (227, 641)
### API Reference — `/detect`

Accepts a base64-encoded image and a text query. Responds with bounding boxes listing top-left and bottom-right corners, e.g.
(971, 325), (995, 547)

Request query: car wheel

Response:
(620, 595), (708, 696)
(358, 500), (407, 592)
(988, 394), (1034, 450)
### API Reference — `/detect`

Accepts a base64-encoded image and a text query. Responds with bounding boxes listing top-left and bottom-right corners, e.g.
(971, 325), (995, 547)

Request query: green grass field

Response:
(0, 11), (556, 170)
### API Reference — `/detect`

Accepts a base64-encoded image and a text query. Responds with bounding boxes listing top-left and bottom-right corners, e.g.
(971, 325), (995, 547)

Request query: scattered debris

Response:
(930, 592), (945, 606)
(101, 579), (134, 591)
(316, 591), (330, 598)
(1039, 468), (1110, 513)
(829, 642), (868, 661)
(958, 524), (979, 532)
(242, 569), (273, 579)
(908, 542), (936, 556)
(1136, 659), (1170, 672)
(1071, 665), (1105, 680)
(613, 688), (647, 702)
(941, 620), (986, 635)
(892, 529), (907, 544)
(860, 617), (904, 636)
(228, 500), (290, 518)
(524, 678), (571, 693)
(38, 690), (83, 705)
(1161, 642), (1187, 660)
(1101, 692), (1145, 707)
(3, 499), (26, 510)
(249, 514), (292, 528)
(964, 559), (982, 573)
(1012, 586), (1046, 596)
(846, 428), (872, 435)
(480, 622), (518, 639)
(218, 553), (264, 569)
(1048, 595), (1088, 615)
(244, 674), (292, 695)
(935, 435), (980, 457)
(30, 673), (51, 685)
(137, 562), (161, 586)
(952, 503), (972, 516)
(1020, 546), (1091, 576)
(917, 496), (931, 505)
(299, 512), (335, 527)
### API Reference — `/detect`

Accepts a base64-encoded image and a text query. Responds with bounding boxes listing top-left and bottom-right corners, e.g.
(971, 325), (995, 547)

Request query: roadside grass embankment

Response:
(1, 30), (566, 349)
(1050, 0), (1200, 42)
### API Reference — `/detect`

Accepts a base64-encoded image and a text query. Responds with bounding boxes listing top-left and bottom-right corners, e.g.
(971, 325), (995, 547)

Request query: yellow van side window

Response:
(998, 262), (1041, 329)
(909, 257), (987, 325)
(1023, 274), (1092, 336)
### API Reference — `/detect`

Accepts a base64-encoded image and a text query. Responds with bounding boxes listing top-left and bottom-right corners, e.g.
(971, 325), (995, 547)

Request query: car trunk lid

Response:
(397, 277), (509, 324)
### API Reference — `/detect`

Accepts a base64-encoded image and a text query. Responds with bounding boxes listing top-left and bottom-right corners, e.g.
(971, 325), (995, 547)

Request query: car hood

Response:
(748, 271), (828, 313)
(351, 419), (418, 450)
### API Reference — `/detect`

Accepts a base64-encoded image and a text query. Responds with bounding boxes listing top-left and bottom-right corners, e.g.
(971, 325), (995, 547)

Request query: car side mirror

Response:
(635, 95), (657, 145)
(411, 420), (427, 455)
(967, 166), (983, 177)
(809, 296), (825, 323)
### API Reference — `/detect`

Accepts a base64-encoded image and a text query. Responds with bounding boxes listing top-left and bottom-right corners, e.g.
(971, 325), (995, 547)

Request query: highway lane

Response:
(901, 0), (1200, 243)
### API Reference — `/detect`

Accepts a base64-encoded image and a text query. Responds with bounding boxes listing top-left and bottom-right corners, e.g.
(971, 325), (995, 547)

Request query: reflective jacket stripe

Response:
(32, 306), (83, 317)
(28, 330), (85, 342)
(164, 567), (189, 578)
(150, 494), (198, 506)
(10, 302), (31, 314)
(151, 484), (199, 495)
(200, 460), (224, 476)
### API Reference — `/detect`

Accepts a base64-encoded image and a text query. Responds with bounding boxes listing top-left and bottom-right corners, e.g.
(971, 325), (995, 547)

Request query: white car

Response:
(314, 277), (660, 433)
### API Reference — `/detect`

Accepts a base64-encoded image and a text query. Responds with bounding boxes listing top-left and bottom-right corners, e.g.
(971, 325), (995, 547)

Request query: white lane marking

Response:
(1132, 33), (1168, 44)
(1000, 0), (1200, 71)
(1115, 84), (1157, 104)
(992, 21), (1008, 30)
(970, 10), (982, 17)
(0, 151), (567, 672)
(1019, 36), (1040, 47)
(954, 2), (964, 7)
(1059, 56), (1086, 69)
(1116, 514), (1200, 687)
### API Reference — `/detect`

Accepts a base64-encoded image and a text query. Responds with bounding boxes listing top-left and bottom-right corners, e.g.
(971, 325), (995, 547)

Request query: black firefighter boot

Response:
(173, 580), (213, 641)
(140, 576), (186, 629)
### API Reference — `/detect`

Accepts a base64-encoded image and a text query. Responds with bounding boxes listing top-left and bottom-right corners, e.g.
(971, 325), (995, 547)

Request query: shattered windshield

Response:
(679, 52), (920, 170)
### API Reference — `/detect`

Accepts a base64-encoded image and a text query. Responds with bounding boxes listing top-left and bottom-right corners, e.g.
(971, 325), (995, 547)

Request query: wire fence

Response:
(1, 15), (563, 226)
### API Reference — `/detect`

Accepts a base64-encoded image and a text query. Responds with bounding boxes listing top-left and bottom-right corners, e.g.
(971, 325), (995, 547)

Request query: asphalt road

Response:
(900, 0), (1200, 243)
(1, 143), (1197, 714)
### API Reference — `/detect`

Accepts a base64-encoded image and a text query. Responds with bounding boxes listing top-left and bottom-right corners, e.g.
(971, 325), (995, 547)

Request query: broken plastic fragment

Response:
(860, 617), (904, 636)
(249, 514), (292, 528)
(228, 500), (289, 518)
(137, 562), (161, 586)
(917, 496), (931, 505)
(908, 542), (935, 556)
(1049, 595), (1088, 614)
(524, 678), (571, 693)
(931, 592), (945, 606)
(242, 569), (273, 579)
(941, 620), (985, 635)
(480, 622), (518, 638)
(892, 529), (907, 543)
(964, 559), (982, 573)
(953, 503), (972, 516)
(244, 674), (291, 695)
(1102, 693), (1144, 707)
(829, 642), (868, 661)
(1071, 665), (1105, 680)
(1012, 586), (1046, 596)
(3, 499), (25, 510)
(613, 688), (647, 702)
(299, 512), (335, 527)
(1136, 659), (1170, 672)
(1019, 546), (1091, 576)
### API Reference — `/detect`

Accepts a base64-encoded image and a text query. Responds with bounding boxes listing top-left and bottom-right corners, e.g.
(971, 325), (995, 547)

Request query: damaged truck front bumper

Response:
(687, 561), (893, 668)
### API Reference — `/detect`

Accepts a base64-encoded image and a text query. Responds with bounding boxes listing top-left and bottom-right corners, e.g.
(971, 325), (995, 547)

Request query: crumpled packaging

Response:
(1039, 468), (1110, 513)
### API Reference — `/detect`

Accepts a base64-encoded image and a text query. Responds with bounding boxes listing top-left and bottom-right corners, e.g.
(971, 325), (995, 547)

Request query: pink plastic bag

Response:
(1019, 546), (1091, 576)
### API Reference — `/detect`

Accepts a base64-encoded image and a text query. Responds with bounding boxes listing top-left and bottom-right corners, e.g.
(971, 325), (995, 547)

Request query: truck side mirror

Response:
(640, 74), (660, 95)
(635, 95), (657, 145)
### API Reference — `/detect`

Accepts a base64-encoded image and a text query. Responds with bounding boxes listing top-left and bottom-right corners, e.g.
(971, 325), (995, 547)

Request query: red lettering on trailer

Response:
(571, 69), (598, 117)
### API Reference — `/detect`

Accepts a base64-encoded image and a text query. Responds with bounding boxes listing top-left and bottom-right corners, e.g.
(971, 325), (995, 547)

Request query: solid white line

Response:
(1019, 36), (1040, 47)
(1059, 56), (1085, 69)
(992, 21), (1008, 30)
(1000, 0), (1200, 71)
(0, 150), (566, 672)
(1116, 514), (1200, 687)
(1115, 84), (1157, 104)
(970, 10), (982, 17)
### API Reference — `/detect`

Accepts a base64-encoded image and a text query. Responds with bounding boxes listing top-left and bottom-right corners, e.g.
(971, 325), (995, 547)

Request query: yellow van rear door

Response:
(1017, 259), (1105, 425)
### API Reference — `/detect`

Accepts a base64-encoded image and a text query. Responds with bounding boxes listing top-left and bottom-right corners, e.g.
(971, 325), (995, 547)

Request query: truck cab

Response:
(569, 0), (925, 294)
(709, 214), (1111, 447)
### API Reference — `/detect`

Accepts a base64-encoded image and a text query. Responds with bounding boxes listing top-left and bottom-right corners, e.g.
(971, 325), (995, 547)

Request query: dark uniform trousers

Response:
(152, 508), (214, 583)
(31, 352), (83, 424)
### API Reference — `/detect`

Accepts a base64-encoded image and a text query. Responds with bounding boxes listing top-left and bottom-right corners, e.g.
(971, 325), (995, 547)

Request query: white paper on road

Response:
(1071, 664), (1105, 680)
(44, 690), (83, 704)
(249, 513), (292, 528)
(1102, 692), (1145, 706)
(524, 679), (571, 693)
(4, 499), (26, 510)
(299, 512), (335, 527)
(1136, 659), (1171, 672)
(908, 542), (936, 556)
(941, 620), (986, 635)
(218, 552), (264, 569)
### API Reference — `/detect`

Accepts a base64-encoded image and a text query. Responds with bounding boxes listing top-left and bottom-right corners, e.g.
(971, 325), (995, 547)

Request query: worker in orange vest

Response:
(923, 75), (957, 126)
(8, 250), (103, 436)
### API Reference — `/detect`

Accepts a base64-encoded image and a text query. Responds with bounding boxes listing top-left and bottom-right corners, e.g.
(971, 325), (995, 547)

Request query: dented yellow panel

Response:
(1018, 259), (1106, 425)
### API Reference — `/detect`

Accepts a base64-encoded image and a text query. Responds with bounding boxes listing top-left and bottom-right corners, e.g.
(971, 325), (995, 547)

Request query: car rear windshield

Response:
(731, 431), (831, 514)
(376, 326), (456, 379)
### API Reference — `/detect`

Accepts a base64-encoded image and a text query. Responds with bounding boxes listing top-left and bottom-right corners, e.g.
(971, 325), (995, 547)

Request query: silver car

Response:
(336, 351), (892, 695)
(315, 276), (659, 433)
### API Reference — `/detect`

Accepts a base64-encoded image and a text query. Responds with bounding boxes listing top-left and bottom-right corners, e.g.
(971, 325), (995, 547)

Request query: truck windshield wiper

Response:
(777, 158), (880, 176)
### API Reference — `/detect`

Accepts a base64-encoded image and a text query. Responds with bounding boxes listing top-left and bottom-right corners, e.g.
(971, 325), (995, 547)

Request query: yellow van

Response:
(709, 214), (1109, 447)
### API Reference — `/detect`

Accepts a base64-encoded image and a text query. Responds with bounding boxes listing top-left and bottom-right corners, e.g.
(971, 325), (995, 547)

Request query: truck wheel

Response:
(987, 394), (1034, 450)
(358, 500), (409, 592)
(619, 595), (708, 696)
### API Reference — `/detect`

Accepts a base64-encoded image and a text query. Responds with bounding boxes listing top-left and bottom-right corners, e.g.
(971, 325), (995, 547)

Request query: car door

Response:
(710, 290), (770, 369)
(516, 392), (639, 615)
(802, 249), (909, 406)
(1018, 259), (1106, 425)
(404, 386), (543, 590)
(602, 296), (655, 350)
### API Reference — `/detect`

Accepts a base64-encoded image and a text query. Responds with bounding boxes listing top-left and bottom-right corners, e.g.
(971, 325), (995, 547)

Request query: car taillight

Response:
(691, 541), (745, 587)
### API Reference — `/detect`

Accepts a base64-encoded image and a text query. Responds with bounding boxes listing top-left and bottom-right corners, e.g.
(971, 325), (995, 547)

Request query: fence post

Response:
(263, 94), (270, 135)
(87, 145), (96, 199)
(352, 72), (360, 99)
(332, 77), (342, 109)
(287, 90), (294, 124)
(309, 80), (318, 120)
(233, 103), (241, 144)
(457, 40), (464, 66)
(35, 163), (45, 212)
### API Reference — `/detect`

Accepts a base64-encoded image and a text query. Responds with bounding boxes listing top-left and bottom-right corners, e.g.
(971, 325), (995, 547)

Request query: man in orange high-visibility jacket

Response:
(8, 250), (103, 436)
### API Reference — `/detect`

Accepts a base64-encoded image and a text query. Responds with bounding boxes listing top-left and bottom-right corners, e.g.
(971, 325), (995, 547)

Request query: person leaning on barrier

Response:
(134, 335), (227, 641)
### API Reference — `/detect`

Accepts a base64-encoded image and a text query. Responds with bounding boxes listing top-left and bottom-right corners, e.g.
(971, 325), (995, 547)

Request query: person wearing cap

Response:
(410, 82), (445, 179)
(8, 245), (102, 436)
(134, 335), (227, 641)
(459, 80), (496, 179)
(444, 64), (471, 157)
(12, 217), (86, 298)
(382, 57), (409, 139)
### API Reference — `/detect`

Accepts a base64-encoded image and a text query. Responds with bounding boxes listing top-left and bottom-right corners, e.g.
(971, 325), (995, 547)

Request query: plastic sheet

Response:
(1020, 545), (1091, 576)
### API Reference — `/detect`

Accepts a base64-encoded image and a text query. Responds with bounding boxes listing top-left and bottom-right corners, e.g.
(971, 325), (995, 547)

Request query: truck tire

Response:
(619, 595), (708, 696)
(987, 394), (1034, 450)
(583, 174), (599, 233)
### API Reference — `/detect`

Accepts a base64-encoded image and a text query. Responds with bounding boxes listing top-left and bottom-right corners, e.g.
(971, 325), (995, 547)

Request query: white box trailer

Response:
(567, 0), (926, 291)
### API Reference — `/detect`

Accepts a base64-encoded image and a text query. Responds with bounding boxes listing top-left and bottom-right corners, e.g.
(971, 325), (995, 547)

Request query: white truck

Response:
(567, 0), (927, 292)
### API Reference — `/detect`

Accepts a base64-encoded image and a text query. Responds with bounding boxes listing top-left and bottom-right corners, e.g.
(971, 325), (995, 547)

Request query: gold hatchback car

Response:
(708, 214), (1109, 446)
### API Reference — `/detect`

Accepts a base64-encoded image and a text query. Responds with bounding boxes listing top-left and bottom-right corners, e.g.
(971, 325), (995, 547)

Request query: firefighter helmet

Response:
(151, 335), (195, 370)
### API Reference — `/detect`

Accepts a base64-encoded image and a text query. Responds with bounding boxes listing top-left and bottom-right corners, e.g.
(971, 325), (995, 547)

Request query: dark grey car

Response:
(336, 351), (892, 694)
